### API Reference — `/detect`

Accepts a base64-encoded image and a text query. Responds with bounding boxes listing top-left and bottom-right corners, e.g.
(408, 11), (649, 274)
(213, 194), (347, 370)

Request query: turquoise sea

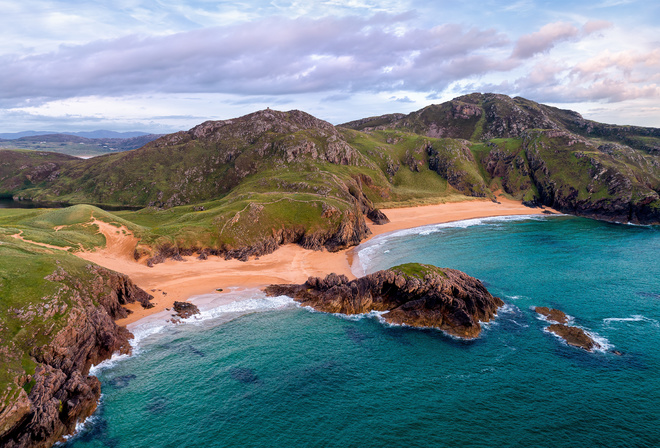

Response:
(62, 215), (659, 448)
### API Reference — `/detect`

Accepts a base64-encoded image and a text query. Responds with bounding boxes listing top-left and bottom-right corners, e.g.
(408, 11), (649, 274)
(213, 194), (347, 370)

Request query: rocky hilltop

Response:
(265, 263), (504, 339)
(0, 238), (153, 448)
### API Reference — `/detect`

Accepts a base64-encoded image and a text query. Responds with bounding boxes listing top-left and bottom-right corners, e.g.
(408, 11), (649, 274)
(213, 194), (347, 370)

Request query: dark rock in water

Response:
(534, 306), (568, 324)
(547, 323), (600, 352)
(344, 327), (372, 345)
(637, 291), (660, 300)
(146, 396), (170, 414)
(187, 345), (205, 357)
(229, 367), (261, 384)
(265, 263), (504, 339)
(172, 301), (200, 319)
(535, 306), (601, 352)
(108, 374), (137, 389)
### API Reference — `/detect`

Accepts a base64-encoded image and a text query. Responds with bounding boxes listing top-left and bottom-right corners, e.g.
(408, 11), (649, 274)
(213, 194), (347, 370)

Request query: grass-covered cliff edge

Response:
(0, 230), (153, 448)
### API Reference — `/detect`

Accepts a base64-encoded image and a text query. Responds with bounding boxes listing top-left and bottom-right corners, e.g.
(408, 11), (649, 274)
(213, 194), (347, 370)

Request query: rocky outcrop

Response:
(534, 306), (568, 324)
(0, 267), (153, 448)
(172, 301), (200, 319)
(546, 324), (600, 352)
(534, 306), (600, 352)
(265, 263), (504, 339)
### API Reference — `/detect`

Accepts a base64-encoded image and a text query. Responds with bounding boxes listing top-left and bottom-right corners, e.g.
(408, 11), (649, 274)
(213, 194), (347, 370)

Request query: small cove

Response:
(62, 215), (660, 448)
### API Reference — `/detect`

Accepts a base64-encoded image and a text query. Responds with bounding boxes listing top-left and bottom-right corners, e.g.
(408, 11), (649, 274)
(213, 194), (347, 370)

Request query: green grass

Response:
(391, 263), (447, 279)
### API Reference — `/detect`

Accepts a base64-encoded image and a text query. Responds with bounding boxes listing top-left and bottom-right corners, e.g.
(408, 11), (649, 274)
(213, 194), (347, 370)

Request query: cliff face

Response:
(483, 129), (660, 224)
(265, 263), (504, 339)
(0, 266), (153, 448)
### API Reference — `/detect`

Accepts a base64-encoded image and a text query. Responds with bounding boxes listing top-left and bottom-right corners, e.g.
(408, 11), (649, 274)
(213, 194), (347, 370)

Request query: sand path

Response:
(73, 198), (557, 326)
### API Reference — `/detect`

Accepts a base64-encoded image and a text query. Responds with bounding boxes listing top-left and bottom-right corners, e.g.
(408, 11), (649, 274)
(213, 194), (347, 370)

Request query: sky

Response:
(1, 0), (659, 133)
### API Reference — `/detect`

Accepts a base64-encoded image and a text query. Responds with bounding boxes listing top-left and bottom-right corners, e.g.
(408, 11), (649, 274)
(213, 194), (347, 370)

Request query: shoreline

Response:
(74, 197), (558, 327)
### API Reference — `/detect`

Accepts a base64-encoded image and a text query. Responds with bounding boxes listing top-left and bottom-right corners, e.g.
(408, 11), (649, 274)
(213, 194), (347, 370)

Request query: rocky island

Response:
(265, 263), (504, 339)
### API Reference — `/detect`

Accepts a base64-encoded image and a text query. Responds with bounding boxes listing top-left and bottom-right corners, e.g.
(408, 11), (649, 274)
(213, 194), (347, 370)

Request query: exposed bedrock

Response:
(265, 263), (504, 339)
(534, 306), (600, 352)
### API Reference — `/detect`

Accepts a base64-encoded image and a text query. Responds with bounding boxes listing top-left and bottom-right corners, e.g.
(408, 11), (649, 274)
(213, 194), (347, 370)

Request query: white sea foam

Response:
(184, 292), (295, 324)
(506, 295), (531, 301)
(586, 330), (614, 353)
(543, 325), (613, 353)
(55, 408), (102, 445)
(352, 214), (557, 275)
(91, 290), (294, 375)
(498, 303), (520, 314)
(603, 315), (659, 328)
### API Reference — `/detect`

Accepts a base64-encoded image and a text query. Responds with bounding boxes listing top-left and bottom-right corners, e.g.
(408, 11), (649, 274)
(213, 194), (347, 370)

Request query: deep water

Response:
(63, 216), (660, 448)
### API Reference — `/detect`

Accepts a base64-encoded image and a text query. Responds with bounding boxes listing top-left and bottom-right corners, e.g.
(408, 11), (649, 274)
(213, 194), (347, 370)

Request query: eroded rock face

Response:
(265, 264), (504, 339)
(0, 268), (153, 448)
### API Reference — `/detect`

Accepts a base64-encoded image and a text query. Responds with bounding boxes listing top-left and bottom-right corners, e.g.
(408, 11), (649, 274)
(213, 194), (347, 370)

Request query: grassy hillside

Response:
(0, 94), (659, 240)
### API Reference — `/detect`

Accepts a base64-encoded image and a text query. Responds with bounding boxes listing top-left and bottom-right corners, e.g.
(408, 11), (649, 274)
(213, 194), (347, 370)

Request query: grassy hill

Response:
(0, 94), (659, 257)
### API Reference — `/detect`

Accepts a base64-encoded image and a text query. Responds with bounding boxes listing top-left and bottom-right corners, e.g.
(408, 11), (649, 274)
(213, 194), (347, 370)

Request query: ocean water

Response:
(62, 215), (660, 448)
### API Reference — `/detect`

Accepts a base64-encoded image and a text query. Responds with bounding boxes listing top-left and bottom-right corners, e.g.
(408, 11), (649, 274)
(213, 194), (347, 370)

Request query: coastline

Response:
(75, 197), (557, 327)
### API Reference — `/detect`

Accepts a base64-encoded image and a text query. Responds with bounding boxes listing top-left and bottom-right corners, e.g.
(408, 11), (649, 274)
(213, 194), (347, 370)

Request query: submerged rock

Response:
(265, 263), (504, 339)
(229, 367), (261, 384)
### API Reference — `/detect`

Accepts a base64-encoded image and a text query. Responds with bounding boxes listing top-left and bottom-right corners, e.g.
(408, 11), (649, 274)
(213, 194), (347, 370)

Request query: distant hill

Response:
(0, 133), (163, 156)
(0, 130), (153, 139)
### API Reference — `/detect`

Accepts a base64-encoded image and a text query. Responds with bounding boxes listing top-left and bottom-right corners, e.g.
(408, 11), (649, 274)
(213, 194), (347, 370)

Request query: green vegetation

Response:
(0, 233), (100, 406)
(391, 263), (447, 279)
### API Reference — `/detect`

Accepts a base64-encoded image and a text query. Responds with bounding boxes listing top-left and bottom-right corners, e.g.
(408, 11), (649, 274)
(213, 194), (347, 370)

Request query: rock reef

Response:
(265, 263), (504, 339)
(546, 324), (600, 352)
(534, 306), (600, 352)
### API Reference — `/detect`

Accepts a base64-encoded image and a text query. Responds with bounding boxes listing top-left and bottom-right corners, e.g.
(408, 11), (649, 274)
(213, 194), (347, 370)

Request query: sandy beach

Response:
(73, 197), (556, 326)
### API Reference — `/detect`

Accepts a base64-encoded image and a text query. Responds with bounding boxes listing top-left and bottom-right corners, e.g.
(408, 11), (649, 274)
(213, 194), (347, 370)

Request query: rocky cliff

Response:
(0, 266), (153, 448)
(265, 263), (504, 339)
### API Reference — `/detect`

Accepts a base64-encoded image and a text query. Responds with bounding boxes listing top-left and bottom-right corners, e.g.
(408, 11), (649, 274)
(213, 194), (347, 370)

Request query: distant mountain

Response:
(0, 130), (152, 139)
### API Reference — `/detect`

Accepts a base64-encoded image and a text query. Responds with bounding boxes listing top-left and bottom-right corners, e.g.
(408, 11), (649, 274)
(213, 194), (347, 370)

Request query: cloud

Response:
(0, 14), (518, 107)
(583, 20), (613, 34)
(512, 22), (581, 58)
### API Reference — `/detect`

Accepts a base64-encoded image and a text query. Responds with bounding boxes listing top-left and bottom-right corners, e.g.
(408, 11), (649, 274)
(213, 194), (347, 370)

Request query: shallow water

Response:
(63, 216), (660, 448)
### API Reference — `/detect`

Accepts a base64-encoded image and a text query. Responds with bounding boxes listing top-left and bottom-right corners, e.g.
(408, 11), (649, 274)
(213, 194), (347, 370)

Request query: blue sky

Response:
(1, 0), (658, 132)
